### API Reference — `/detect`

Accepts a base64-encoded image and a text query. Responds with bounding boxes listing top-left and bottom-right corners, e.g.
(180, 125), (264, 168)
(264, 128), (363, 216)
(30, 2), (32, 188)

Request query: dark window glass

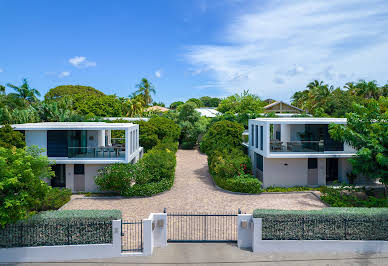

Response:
(308, 158), (318, 169)
(256, 153), (263, 171)
(255, 125), (258, 149)
(74, 164), (85, 175)
(47, 130), (68, 157)
(51, 164), (66, 187)
(251, 125), (254, 146)
(260, 126), (263, 150)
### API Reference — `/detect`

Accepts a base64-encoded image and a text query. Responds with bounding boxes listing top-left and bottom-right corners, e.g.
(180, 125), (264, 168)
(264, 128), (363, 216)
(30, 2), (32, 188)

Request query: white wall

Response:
(317, 158), (326, 185)
(143, 213), (167, 256)
(85, 164), (106, 192)
(98, 130), (105, 146)
(65, 164), (74, 191)
(87, 130), (99, 147)
(263, 158), (308, 187)
(25, 130), (47, 155)
(0, 220), (122, 263)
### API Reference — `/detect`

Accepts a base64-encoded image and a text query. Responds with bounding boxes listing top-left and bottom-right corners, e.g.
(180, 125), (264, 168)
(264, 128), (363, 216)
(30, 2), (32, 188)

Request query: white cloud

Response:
(0, 68), (3, 73)
(59, 71), (70, 78)
(68, 56), (96, 68)
(155, 70), (162, 78)
(185, 0), (388, 100)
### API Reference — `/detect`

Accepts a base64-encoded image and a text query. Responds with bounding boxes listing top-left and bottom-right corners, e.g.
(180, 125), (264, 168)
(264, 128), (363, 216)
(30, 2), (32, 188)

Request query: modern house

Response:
(195, 107), (221, 118)
(247, 118), (359, 187)
(11, 122), (143, 192)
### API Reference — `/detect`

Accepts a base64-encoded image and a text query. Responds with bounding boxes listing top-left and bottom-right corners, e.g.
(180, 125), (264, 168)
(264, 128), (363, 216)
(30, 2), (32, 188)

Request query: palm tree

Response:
(135, 78), (155, 106)
(0, 85), (5, 95)
(126, 95), (145, 117)
(355, 80), (380, 99)
(6, 79), (40, 103)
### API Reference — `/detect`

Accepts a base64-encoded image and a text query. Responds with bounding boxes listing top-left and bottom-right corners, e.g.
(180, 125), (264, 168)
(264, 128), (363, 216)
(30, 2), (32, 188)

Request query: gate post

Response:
(143, 218), (153, 256)
(112, 220), (122, 256)
(237, 214), (253, 249)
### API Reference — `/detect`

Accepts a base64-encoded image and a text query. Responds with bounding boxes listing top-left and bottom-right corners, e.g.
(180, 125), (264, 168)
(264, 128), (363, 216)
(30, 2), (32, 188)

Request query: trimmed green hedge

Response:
(213, 175), (262, 194)
(253, 208), (388, 240)
(0, 210), (122, 248)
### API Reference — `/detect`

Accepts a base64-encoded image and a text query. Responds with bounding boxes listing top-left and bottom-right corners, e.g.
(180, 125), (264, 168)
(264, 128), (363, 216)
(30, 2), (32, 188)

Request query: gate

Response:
(121, 220), (143, 252)
(165, 209), (240, 243)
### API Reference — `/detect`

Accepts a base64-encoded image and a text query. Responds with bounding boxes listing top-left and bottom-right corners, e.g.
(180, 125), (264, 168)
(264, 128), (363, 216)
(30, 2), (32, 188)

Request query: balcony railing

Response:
(68, 146), (125, 159)
(270, 140), (324, 152)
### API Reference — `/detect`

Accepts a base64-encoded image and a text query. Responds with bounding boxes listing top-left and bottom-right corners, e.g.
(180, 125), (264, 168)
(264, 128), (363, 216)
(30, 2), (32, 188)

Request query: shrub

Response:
(208, 148), (251, 179)
(32, 187), (72, 212)
(133, 120), (160, 151)
(319, 186), (388, 207)
(96, 141), (178, 197)
(0, 124), (25, 149)
(200, 120), (244, 155)
(148, 117), (181, 142)
(0, 210), (122, 248)
(264, 186), (316, 192)
(213, 174), (262, 194)
(253, 208), (388, 240)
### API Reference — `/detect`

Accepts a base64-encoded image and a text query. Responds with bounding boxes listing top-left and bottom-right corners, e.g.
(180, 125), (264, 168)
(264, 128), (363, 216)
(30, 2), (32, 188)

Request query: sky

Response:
(0, 0), (388, 105)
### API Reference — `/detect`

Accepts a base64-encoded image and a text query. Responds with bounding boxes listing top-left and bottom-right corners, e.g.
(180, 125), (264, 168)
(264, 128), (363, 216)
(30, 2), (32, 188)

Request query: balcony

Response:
(270, 140), (345, 153)
(68, 146), (125, 159)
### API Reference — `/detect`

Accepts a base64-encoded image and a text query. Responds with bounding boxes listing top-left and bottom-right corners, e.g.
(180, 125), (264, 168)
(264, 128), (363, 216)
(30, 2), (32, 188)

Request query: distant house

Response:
(12, 122), (143, 192)
(263, 101), (305, 114)
(145, 106), (170, 112)
(247, 117), (362, 187)
(195, 107), (221, 118)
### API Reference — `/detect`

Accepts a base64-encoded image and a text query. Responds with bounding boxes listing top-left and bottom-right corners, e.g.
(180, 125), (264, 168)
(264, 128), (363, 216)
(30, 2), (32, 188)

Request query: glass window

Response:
(256, 153), (263, 171)
(250, 125), (254, 146)
(255, 125), (258, 149)
(74, 164), (85, 175)
(260, 126), (263, 150)
(308, 158), (318, 169)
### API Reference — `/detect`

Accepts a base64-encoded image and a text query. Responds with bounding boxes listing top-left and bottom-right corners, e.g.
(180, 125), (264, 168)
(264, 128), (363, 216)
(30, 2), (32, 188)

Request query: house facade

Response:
(12, 122), (143, 192)
(247, 118), (358, 187)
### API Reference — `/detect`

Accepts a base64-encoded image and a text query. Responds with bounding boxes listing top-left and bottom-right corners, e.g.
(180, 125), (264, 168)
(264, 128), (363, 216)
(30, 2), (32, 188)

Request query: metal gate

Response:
(165, 209), (240, 243)
(121, 220), (143, 252)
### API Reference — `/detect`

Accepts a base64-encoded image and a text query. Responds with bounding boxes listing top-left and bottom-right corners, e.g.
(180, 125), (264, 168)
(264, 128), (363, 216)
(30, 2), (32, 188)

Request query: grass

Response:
(262, 186), (320, 192)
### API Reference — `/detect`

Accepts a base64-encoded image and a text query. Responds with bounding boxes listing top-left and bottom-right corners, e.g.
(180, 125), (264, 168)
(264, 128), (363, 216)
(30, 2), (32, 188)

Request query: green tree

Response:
(6, 79), (41, 103)
(44, 85), (105, 101)
(217, 91), (265, 114)
(135, 78), (155, 106)
(169, 101), (184, 109)
(0, 124), (25, 149)
(74, 95), (124, 117)
(329, 97), (388, 193)
(186, 98), (204, 108)
(0, 146), (53, 226)
(0, 85), (5, 95)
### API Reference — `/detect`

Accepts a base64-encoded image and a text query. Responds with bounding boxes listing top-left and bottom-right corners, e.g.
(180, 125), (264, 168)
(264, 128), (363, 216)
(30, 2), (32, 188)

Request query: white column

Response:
(125, 129), (129, 163)
(252, 218), (262, 253)
(98, 130), (105, 146)
(237, 214), (253, 249)
(112, 220), (122, 256)
(151, 213), (167, 248)
(65, 164), (74, 192)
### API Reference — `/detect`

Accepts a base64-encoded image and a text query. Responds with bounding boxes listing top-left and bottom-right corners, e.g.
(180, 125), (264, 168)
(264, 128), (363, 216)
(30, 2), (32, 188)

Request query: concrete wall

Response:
(143, 213), (167, 256)
(0, 220), (122, 263)
(87, 130), (99, 147)
(317, 158), (326, 185)
(263, 158), (308, 187)
(85, 164), (106, 192)
(65, 164), (74, 191)
(25, 130), (47, 155)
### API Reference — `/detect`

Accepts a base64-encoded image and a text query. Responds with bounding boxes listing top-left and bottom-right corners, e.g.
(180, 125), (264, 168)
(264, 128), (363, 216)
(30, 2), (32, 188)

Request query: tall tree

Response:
(329, 97), (388, 193)
(6, 79), (40, 103)
(135, 78), (155, 106)
(0, 85), (5, 95)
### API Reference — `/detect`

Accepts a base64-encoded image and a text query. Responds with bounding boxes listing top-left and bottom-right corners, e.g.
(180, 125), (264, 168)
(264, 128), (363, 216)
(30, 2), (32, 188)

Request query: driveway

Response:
(62, 149), (326, 220)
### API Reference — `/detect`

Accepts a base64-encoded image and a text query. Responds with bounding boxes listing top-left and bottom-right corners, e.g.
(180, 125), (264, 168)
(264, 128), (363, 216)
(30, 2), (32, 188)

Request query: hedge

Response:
(213, 175), (262, 194)
(253, 208), (388, 240)
(0, 210), (122, 248)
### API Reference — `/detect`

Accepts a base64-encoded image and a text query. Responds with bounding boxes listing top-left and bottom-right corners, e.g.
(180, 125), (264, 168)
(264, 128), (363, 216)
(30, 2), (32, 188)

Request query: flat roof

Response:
(11, 122), (137, 130)
(252, 117), (347, 124)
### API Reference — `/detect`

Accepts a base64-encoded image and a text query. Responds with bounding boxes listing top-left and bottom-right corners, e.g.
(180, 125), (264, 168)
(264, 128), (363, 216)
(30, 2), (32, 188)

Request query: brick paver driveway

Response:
(62, 149), (326, 220)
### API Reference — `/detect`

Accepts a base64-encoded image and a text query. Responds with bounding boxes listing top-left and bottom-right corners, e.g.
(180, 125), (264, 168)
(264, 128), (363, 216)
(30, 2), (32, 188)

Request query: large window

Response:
(250, 125), (254, 146)
(260, 126), (263, 150)
(255, 125), (258, 149)
(256, 153), (263, 171)
(51, 164), (66, 187)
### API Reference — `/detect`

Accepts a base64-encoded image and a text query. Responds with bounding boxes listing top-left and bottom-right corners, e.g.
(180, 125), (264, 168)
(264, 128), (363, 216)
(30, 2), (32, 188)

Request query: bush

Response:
(253, 208), (388, 240)
(320, 186), (388, 207)
(264, 186), (316, 192)
(213, 174), (262, 193)
(133, 120), (160, 151)
(208, 148), (251, 179)
(96, 141), (178, 197)
(148, 117), (181, 142)
(32, 187), (72, 212)
(200, 120), (244, 155)
(0, 210), (122, 248)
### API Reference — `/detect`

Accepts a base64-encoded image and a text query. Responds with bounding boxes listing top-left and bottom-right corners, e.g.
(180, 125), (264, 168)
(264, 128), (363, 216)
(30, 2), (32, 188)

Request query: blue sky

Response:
(1, 0), (388, 105)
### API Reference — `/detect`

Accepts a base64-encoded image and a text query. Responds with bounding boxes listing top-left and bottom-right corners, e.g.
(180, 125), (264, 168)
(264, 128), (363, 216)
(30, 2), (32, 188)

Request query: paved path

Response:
(62, 149), (326, 220)
(19, 243), (388, 265)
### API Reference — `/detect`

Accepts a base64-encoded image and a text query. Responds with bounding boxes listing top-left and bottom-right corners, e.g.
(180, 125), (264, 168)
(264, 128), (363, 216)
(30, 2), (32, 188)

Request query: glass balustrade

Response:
(270, 141), (324, 152)
(68, 146), (126, 159)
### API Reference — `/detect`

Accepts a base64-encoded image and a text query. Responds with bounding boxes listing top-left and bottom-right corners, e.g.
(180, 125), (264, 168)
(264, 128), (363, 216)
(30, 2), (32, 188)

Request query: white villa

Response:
(247, 118), (359, 187)
(11, 122), (143, 192)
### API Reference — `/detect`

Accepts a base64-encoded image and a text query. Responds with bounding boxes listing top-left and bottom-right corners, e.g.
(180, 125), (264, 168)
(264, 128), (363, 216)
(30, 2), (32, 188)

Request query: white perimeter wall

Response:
(25, 130), (47, 155)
